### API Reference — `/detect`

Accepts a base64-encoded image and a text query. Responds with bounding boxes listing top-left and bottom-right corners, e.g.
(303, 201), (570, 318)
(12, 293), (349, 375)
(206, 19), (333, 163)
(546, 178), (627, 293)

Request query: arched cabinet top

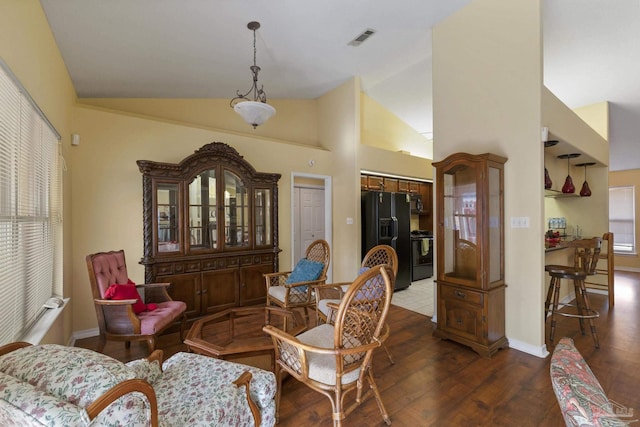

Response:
(137, 142), (281, 184)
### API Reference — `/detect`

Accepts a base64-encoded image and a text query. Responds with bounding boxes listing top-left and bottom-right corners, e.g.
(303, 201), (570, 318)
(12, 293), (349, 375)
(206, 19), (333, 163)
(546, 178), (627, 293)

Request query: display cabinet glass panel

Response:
(224, 170), (248, 247)
(157, 183), (180, 253)
(188, 169), (217, 249)
(442, 165), (478, 282)
(255, 188), (272, 246)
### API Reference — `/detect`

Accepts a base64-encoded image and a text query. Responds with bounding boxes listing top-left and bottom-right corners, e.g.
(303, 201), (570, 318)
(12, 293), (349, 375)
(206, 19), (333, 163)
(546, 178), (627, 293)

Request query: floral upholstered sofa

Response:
(550, 337), (631, 426)
(0, 342), (276, 426)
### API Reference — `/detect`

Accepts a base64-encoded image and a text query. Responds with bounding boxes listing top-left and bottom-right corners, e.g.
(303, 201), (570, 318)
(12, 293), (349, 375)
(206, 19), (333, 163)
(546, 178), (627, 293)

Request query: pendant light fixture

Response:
(576, 162), (596, 197)
(558, 153), (581, 194)
(230, 21), (276, 128)
(543, 140), (558, 190)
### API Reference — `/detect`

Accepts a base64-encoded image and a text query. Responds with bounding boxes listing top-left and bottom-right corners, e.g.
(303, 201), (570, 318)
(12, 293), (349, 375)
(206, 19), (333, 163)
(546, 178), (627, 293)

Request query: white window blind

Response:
(0, 60), (62, 345)
(609, 186), (635, 254)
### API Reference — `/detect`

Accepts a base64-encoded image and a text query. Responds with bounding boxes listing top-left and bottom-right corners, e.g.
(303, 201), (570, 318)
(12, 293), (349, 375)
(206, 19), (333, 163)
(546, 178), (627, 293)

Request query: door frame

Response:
(291, 172), (332, 282)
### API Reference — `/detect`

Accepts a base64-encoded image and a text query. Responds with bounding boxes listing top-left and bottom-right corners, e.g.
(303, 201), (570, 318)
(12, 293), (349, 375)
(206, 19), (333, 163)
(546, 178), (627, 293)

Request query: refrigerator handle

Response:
(391, 216), (398, 246)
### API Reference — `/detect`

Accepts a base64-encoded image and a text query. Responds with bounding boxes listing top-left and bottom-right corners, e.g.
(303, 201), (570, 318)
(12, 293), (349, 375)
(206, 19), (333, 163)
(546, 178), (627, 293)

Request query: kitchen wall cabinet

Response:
(361, 173), (433, 232)
(137, 142), (281, 318)
(432, 152), (508, 357)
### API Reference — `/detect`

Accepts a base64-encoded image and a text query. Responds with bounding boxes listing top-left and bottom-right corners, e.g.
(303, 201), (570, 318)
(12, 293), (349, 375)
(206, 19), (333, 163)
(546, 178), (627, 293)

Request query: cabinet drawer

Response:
(261, 254), (273, 264)
(240, 255), (254, 266)
(155, 264), (174, 276)
(225, 257), (239, 268)
(440, 285), (483, 306)
(202, 259), (218, 270)
(184, 261), (201, 273)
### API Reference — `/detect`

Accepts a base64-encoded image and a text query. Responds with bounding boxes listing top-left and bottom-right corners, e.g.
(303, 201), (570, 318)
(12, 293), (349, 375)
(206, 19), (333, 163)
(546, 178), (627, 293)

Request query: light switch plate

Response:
(510, 216), (530, 228)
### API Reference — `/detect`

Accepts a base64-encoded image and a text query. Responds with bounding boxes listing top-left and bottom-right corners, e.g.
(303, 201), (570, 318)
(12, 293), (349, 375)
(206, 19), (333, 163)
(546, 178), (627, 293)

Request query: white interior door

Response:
(293, 186), (325, 262)
(300, 187), (325, 256)
(291, 174), (332, 282)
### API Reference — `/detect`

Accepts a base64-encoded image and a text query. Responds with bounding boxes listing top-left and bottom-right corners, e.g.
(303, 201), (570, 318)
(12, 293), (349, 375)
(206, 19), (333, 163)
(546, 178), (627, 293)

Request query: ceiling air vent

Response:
(348, 28), (376, 46)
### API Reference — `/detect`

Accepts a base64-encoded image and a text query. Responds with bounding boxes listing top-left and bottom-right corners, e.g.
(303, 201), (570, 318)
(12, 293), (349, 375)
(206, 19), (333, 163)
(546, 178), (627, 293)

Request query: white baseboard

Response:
(69, 328), (99, 346)
(616, 266), (640, 273)
(508, 338), (549, 358)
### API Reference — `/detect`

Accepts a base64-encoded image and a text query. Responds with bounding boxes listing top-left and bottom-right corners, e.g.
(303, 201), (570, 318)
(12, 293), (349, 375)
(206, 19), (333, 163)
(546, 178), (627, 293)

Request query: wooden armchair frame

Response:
(315, 244), (398, 324)
(86, 249), (187, 354)
(315, 245), (397, 363)
(264, 239), (330, 322)
(264, 266), (394, 427)
(0, 342), (159, 426)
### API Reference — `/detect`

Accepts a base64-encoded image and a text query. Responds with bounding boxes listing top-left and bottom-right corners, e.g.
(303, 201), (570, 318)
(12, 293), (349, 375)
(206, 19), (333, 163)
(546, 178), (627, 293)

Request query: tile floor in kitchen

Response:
(391, 277), (435, 318)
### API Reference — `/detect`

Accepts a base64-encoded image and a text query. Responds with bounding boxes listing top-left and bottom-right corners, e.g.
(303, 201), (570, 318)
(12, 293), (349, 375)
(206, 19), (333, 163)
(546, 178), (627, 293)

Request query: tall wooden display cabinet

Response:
(432, 152), (508, 357)
(137, 142), (280, 319)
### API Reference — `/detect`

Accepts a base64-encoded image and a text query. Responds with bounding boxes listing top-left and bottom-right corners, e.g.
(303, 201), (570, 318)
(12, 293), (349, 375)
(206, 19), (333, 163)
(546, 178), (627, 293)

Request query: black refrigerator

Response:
(361, 191), (411, 290)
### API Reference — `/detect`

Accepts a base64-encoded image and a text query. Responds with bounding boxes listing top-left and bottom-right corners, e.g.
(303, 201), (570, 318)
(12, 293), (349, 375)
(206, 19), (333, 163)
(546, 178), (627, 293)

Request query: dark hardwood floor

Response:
(75, 271), (640, 426)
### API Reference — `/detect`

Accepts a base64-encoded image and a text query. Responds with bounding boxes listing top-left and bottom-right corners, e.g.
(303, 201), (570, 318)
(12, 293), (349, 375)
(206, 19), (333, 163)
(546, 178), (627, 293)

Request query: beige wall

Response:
(0, 0), (77, 343)
(573, 101), (609, 141)
(433, 0), (546, 354)
(609, 169), (640, 270)
(542, 89), (609, 165)
(80, 98), (321, 147)
(360, 93), (432, 159)
(316, 79), (362, 278)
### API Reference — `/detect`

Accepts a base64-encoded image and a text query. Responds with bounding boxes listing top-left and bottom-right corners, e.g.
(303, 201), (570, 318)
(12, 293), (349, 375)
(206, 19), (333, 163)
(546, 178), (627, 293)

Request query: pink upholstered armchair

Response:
(86, 249), (187, 354)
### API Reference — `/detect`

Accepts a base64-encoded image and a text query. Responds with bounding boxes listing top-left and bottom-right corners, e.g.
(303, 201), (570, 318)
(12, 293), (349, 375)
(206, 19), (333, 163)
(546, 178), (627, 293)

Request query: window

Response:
(0, 60), (62, 345)
(609, 186), (635, 254)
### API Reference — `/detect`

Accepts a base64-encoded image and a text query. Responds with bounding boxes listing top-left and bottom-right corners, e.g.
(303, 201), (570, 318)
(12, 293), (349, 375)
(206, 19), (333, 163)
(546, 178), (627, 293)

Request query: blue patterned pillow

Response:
(286, 258), (325, 284)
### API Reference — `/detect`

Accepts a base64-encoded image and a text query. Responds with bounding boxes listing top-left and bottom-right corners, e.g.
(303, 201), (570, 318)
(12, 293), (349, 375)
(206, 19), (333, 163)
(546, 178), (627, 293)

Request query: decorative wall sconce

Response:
(558, 153), (581, 194)
(576, 162), (596, 197)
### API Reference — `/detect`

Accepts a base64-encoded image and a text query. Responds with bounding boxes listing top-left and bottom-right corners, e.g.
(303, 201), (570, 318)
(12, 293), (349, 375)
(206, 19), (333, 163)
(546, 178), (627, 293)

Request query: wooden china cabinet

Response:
(432, 152), (508, 357)
(137, 142), (281, 319)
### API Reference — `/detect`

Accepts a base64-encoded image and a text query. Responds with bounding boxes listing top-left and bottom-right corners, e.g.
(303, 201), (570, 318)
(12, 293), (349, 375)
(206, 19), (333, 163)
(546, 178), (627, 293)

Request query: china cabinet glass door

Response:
(254, 188), (272, 246)
(442, 164), (478, 282)
(157, 183), (180, 253)
(188, 169), (217, 249)
(224, 170), (249, 247)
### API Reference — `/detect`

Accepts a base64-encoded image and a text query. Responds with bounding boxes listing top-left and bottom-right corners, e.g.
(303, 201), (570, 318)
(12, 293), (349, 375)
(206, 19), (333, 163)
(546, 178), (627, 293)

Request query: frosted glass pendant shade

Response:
(234, 101), (276, 128)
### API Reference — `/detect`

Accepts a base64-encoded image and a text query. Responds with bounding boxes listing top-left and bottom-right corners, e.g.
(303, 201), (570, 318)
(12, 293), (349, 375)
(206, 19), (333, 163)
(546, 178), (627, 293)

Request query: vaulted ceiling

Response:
(40, 0), (640, 170)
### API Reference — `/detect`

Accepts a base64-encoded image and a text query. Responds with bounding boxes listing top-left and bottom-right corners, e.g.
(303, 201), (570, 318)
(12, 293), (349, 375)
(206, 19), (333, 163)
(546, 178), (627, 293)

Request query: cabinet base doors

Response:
(434, 282), (509, 358)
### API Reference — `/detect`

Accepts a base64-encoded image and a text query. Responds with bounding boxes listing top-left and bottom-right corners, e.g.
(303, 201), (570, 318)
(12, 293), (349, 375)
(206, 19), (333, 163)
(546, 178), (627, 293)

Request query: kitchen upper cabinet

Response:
(361, 174), (433, 232)
(137, 142), (281, 318)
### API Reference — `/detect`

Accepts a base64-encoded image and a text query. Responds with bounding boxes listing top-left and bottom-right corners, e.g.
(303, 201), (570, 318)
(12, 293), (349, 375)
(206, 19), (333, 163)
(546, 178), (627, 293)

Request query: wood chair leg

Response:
(549, 277), (561, 343)
(274, 365), (284, 423)
(381, 343), (395, 365)
(573, 280), (586, 335)
(96, 335), (106, 353)
(146, 337), (156, 354)
(578, 280), (600, 348)
(544, 279), (555, 317)
(367, 369), (391, 425)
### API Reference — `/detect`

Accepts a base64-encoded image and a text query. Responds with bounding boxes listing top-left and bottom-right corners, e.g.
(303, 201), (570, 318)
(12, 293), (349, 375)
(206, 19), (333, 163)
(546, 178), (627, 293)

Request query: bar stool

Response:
(545, 237), (602, 348)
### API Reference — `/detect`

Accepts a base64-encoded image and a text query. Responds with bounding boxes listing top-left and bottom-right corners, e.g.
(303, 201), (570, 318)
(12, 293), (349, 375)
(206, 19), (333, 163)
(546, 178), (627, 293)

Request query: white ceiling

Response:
(40, 1), (640, 169)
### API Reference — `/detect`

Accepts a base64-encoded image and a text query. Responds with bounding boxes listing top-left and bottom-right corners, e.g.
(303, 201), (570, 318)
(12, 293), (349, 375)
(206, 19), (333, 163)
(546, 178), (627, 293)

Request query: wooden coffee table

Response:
(184, 306), (306, 371)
